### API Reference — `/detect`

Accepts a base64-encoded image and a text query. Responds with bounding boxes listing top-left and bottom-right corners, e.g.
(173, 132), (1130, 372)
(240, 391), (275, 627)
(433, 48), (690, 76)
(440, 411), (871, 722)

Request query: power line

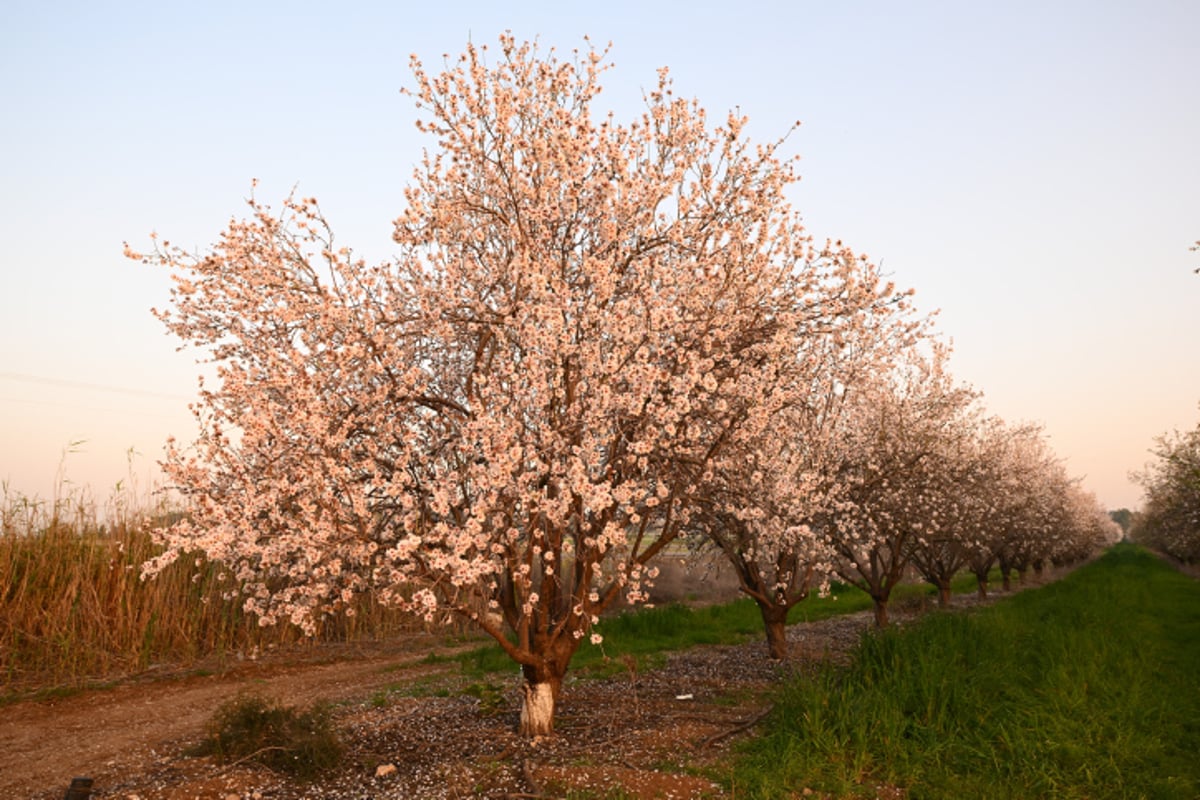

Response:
(0, 371), (194, 402)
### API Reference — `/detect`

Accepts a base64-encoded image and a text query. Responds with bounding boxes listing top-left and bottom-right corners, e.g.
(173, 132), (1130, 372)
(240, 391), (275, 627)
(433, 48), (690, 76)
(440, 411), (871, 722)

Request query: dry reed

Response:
(0, 476), (419, 698)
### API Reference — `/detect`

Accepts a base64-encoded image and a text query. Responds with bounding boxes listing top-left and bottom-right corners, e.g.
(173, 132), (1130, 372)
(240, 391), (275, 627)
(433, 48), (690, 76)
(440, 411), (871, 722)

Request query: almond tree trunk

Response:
(518, 675), (561, 737)
(937, 583), (952, 607)
(872, 596), (889, 627)
(516, 636), (577, 736)
(757, 601), (790, 660)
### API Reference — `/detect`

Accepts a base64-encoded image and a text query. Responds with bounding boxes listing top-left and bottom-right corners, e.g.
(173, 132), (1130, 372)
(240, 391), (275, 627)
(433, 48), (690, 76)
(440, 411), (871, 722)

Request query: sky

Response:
(1, 0), (1197, 512)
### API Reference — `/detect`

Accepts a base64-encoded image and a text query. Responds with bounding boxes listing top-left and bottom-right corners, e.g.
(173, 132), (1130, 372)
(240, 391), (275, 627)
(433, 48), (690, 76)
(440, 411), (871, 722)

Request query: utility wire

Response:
(0, 371), (194, 402)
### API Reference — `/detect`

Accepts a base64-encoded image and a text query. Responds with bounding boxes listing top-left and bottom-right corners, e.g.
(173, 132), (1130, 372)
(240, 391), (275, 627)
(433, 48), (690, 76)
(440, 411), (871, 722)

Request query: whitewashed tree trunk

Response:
(519, 681), (556, 736)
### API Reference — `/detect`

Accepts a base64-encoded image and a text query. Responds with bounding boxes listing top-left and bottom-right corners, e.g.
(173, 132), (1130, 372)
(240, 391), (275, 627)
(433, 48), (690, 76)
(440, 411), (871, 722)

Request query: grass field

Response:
(730, 544), (1200, 799)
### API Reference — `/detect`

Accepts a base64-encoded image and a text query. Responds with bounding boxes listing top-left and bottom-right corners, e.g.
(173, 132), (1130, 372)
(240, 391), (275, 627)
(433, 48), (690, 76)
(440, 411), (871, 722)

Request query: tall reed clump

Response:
(732, 543), (1200, 799)
(0, 478), (420, 698)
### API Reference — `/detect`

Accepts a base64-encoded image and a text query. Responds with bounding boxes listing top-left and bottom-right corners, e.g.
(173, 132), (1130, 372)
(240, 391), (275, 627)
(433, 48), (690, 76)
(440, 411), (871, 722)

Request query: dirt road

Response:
(1, 636), (473, 799)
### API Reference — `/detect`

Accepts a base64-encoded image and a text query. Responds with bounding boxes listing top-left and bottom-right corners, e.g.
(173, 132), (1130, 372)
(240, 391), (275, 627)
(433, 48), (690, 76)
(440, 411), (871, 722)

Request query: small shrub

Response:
(192, 693), (342, 779)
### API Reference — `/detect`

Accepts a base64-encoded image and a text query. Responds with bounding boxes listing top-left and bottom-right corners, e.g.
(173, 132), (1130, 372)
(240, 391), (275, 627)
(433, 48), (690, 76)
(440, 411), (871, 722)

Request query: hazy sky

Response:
(1, 1), (1197, 511)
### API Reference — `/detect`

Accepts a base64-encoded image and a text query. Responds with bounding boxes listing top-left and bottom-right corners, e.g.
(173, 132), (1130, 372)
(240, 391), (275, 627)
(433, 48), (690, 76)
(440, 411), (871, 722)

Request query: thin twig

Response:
(702, 705), (774, 747)
(520, 757), (545, 796)
(221, 745), (289, 771)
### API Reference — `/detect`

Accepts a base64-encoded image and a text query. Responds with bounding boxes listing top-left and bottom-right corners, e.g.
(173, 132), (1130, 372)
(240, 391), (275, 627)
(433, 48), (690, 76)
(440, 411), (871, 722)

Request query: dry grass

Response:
(0, 477), (419, 697)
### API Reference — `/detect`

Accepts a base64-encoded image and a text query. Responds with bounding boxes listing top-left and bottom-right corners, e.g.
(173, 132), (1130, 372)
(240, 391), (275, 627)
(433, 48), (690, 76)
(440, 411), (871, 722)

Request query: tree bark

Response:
(518, 676), (560, 737)
(757, 601), (790, 660)
(872, 596), (889, 627)
(515, 636), (577, 737)
(1001, 568), (1012, 591)
(975, 575), (989, 598)
(937, 584), (952, 607)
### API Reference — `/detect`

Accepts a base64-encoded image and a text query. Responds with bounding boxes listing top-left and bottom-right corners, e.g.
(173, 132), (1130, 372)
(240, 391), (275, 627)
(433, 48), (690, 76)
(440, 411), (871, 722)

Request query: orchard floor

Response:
(3, 584), (1044, 800)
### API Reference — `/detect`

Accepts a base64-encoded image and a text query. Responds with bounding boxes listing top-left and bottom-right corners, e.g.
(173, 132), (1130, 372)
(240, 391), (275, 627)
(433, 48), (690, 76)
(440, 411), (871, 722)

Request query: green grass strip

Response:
(433, 576), (911, 679)
(731, 544), (1200, 799)
(436, 597), (779, 679)
(436, 572), (992, 680)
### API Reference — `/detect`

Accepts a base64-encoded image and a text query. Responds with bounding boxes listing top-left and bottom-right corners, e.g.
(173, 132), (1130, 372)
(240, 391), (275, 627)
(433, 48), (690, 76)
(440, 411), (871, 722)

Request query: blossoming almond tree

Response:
(1133, 418), (1200, 562)
(984, 431), (1077, 589)
(131, 35), (826, 736)
(692, 246), (927, 657)
(1052, 486), (1120, 565)
(902, 407), (997, 607)
(960, 419), (1042, 597)
(819, 343), (978, 627)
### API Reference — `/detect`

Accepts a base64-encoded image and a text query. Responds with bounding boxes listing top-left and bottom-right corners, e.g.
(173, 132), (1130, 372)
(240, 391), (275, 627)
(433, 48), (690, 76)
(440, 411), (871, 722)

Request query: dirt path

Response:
(0, 635), (475, 799)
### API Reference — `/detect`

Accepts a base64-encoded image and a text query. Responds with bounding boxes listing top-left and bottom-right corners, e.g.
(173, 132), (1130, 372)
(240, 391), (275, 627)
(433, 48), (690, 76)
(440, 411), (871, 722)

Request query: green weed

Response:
(462, 680), (508, 714)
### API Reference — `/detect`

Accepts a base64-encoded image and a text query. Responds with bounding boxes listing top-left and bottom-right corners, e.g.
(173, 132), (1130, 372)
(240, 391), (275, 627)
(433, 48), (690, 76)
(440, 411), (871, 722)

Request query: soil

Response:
(1, 573), (1051, 800)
